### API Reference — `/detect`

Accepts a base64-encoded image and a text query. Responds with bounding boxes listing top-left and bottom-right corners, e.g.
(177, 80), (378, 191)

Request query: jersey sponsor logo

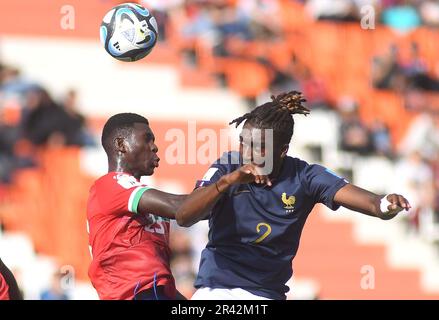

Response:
(201, 168), (218, 182)
(281, 192), (296, 213)
(115, 174), (143, 189)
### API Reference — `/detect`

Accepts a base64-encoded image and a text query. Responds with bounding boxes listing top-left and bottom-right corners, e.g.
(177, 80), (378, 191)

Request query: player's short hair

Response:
(101, 113), (149, 154)
(229, 91), (310, 146)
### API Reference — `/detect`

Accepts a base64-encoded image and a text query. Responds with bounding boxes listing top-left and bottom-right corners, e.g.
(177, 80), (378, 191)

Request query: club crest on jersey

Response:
(281, 192), (296, 213)
(115, 174), (143, 189)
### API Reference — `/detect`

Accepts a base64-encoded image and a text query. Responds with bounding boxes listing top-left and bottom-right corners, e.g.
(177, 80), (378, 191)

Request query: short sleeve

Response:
(195, 164), (227, 188)
(195, 152), (238, 189)
(97, 173), (152, 215)
(302, 164), (349, 210)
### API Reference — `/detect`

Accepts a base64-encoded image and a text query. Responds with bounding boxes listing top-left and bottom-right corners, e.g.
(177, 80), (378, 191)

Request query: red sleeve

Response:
(96, 173), (152, 216)
(0, 272), (10, 300)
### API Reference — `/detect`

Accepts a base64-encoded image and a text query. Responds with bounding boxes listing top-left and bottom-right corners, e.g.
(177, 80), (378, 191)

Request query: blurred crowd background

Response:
(1, 0), (439, 299)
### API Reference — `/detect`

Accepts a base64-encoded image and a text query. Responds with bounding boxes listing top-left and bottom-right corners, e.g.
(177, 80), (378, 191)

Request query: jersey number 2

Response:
(253, 222), (272, 244)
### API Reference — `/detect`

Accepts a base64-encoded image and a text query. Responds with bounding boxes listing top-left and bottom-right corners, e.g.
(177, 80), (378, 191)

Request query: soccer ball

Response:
(100, 3), (158, 62)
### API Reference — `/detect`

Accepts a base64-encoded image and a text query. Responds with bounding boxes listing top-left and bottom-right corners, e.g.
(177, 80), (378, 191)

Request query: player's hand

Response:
(226, 164), (272, 186)
(379, 194), (411, 220)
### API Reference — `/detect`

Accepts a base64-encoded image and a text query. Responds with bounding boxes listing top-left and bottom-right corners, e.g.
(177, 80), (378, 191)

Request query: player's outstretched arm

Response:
(137, 190), (187, 220)
(333, 184), (411, 220)
(176, 164), (271, 227)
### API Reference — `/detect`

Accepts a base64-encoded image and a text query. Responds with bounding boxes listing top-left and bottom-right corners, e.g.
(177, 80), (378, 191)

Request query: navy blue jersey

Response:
(194, 151), (348, 299)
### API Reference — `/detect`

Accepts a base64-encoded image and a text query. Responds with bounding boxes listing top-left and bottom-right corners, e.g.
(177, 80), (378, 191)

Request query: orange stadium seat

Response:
(279, 0), (311, 33)
(266, 40), (294, 71)
(367, 90), (412, 144)
(408, 27), (439, 73)
(0, 148), (92, 280)
(304, 22), (341, 78)
(225, 59), (271, 98)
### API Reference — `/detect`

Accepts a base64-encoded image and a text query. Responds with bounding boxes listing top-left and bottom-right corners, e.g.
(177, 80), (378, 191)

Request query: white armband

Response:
(380, 194), (392, 213)
(380, 194), (402, 215)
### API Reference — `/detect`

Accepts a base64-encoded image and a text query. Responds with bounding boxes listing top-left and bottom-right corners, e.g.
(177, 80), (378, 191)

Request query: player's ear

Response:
(114, 137), (127, 153)
(280, 144), (289, 158)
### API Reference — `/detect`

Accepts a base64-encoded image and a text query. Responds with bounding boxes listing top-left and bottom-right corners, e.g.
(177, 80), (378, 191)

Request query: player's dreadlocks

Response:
(229, 91), (310, 145)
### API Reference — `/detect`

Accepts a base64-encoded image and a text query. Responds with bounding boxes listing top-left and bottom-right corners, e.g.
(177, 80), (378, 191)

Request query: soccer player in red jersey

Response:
(87, 113), (187, 300)
(0, 258), (22, 300)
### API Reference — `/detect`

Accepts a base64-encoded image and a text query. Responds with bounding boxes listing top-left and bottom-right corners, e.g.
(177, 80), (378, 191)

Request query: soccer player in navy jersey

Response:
(176, 91), (411, 300)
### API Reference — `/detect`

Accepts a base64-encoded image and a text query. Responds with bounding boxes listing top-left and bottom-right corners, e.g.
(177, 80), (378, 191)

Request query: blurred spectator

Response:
(141, 0), (182, 41)
(299, 67), (331, 110)
(213, 5), (253, 41)
(370, 119), (393, 157)
(419, 1), (439, 28)
(0, 127), (19, 183)
(168, 225), (198, 298)
(394, 151), (435, 236)
(61, 89), (95, 147)
(402, 42), (428, 77)
(236, 0), (281, 38)
(403, 88), (427, 112)
(373, 42), (439, 92)
(372, 44), (404, 90)
(170, 254), (196, 297)
(237, 0), (280, 25)
(180, 4), (217, 66)
(269, 66), (299, 98)
(22, 88), (92, 147)
(405, 43), (439, 91)
(338, 97), (374, 155)
(181, 3), (216, 40)
(40, 271), (69, 300)
(306, 0), (358, 22)
(0, 66), (35, 97)
(398, 112), (439, 160)
(169, 227), (192, 257)
(0, 109), (34, 184)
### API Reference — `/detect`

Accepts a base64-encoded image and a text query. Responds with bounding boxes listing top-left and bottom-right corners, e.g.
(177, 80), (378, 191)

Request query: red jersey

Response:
(0, 271), (10, 300)
(87, 172), (175, 300)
